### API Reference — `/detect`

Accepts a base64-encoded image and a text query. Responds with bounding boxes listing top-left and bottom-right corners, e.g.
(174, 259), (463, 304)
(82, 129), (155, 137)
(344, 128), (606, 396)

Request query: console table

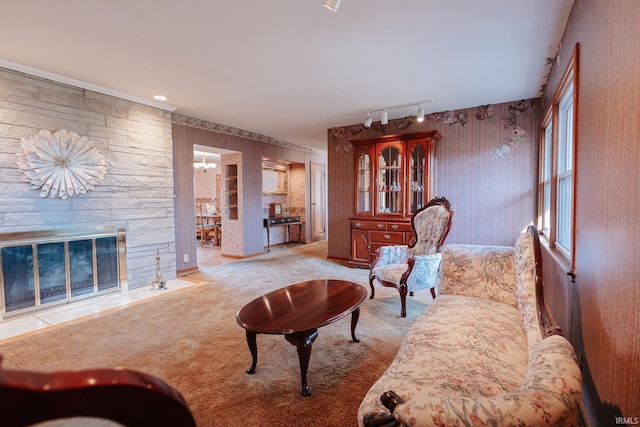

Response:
(263, 216), (301, 252)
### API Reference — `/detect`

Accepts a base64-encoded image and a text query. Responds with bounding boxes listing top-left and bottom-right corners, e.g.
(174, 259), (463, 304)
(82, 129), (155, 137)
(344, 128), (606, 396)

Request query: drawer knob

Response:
(391, 224), (399, 229)
(377, 224), (385, 229)
(354, 222), (362, 228)
(384, 234), (391, 240)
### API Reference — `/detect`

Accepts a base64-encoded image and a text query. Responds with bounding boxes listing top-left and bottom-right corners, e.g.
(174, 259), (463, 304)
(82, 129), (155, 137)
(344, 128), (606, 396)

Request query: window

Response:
(557, 86), (574, 253)
(538, 44), (578, 271)
(541, 120), (553, 234)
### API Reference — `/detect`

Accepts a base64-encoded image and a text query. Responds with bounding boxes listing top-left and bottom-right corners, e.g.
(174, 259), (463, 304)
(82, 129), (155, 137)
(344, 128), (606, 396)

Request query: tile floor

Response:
(0, 277), (201, 343)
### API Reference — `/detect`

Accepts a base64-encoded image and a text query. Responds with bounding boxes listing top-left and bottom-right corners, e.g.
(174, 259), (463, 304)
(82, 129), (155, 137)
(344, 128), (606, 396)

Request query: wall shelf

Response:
(225, 164), (238, 220)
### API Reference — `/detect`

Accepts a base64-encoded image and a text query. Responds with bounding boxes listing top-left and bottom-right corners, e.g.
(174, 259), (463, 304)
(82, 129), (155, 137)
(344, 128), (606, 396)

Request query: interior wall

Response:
(194, 168), (219, 202)
(222, 152), (243, 257)
(172, 119), (326, 272)
(540, 0), (640, 422)
(289, 163), (306, 242)
(0, 67), (176, 289)
(327, 99), (540, 260)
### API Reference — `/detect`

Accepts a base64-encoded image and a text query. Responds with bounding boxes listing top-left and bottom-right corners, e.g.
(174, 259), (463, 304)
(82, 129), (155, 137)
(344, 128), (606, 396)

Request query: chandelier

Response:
(194, 157), (217, 173)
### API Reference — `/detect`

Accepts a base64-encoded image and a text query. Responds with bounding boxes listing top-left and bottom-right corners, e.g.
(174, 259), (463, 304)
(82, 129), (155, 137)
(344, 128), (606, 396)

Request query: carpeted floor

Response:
(0, 241), (433, 426)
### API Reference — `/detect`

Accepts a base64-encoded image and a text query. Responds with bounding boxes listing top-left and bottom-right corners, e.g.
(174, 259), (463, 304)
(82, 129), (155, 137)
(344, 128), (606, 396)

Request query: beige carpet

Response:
(0, 241), (433, 426)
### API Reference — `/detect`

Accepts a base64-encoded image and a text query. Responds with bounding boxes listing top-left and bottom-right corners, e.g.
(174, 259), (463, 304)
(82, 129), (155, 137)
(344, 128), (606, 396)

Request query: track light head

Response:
(322, 0), (341, 12)
(364, 113), (373, 129)
(381, 110), (388, 125)
(416, 104), (425, 122)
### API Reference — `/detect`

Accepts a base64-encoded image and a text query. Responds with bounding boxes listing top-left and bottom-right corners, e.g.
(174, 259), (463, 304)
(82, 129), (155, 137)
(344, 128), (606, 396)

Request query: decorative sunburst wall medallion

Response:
(17, 129), (107, 199)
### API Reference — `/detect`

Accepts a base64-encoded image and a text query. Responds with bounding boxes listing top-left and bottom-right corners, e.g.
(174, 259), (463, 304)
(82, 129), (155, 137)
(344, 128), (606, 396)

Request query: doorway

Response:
(193, 145), (238, 267)
(311, 162), (326, 241)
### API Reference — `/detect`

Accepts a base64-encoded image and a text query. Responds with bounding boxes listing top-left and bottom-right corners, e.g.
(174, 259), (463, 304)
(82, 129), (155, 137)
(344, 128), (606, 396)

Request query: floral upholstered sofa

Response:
(358, 226), (582, 426)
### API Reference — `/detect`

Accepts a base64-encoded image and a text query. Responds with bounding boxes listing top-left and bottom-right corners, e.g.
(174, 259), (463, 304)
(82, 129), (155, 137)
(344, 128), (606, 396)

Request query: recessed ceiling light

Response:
(153, 95), (167, 101)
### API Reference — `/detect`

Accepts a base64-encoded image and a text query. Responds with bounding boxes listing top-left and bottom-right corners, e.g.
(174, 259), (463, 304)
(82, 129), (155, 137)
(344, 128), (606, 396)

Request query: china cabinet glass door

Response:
(377, 145), (403, 214)
(356, 151), (371, 214)
(409, 143), (426, 213)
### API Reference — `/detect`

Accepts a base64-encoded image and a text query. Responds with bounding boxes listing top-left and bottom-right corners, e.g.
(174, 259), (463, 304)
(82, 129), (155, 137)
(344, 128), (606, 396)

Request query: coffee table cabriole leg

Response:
(285, 329), (319, 397)
(244, 330), (258, 374)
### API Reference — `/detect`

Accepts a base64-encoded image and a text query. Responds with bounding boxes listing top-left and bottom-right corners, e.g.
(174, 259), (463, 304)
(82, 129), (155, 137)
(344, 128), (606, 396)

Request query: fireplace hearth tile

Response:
(0, 278), (201, 342)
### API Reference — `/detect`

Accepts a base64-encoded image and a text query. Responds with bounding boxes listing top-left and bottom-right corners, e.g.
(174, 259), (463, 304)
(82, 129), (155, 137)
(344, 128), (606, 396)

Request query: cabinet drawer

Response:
(387, 222), (412, 232)
(371, 231), (405, 244)
(351, 221), (387, 230)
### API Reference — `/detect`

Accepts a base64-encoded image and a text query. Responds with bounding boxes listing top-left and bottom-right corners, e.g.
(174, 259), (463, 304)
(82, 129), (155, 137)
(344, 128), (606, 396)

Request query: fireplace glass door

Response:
(1, 230), (123, 318)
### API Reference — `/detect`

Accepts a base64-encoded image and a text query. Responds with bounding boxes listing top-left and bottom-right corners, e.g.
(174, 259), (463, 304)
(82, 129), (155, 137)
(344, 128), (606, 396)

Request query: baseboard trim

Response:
(177, 267), (199, 276)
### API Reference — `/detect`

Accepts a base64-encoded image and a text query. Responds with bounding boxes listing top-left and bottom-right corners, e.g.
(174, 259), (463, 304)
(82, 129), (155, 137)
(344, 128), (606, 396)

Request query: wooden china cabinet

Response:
(349, 131), (440, 267)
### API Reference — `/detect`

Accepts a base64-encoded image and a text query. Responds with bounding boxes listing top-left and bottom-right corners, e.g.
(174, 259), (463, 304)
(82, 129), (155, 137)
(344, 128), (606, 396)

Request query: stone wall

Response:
(0, 67), (176, 289)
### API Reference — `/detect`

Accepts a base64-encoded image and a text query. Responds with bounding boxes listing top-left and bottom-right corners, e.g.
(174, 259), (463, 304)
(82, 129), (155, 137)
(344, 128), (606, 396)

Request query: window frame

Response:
(540, 114), (553, 235)
(538, 44), (579, 274)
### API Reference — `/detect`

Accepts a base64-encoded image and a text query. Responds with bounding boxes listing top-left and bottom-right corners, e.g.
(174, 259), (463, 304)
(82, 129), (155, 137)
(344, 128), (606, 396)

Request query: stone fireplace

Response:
(0, 226), (127, 323)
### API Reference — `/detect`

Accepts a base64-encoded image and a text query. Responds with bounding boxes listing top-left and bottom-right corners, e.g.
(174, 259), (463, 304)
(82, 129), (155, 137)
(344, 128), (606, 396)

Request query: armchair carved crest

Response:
(369, 197), (453, 317)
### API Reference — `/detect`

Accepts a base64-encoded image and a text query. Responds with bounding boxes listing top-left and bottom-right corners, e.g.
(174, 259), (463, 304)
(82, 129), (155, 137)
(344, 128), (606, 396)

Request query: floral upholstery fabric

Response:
(438, 244), (517, 306)
(405, 254), (441, 291)
(389, 335), (582, 427)
(358, 229), (582, 426)
(375, 245), (409, 266)
(406, 204), (452, 258)
(514, 230), (544, 353)
(372, 254), (441, 291)
(358, 294), (528, 425)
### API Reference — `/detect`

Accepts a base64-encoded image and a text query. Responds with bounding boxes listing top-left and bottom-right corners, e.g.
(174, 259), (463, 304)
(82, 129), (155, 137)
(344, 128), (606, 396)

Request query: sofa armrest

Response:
(386, 335), (582, 427)
(438, 244), (517, 306)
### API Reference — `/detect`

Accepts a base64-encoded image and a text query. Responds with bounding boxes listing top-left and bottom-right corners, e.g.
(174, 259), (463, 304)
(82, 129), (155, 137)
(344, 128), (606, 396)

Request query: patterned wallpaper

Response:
(327, 98), (540, 260)
(221, 153), (243, 256)
(329, 100), (536, 160)
(194, 169), (219, 203)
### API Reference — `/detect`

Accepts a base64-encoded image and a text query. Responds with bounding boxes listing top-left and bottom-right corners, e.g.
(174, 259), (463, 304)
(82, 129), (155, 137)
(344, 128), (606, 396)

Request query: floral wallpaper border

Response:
(329, 100), (536, 159)
(172, 113), (325, 156)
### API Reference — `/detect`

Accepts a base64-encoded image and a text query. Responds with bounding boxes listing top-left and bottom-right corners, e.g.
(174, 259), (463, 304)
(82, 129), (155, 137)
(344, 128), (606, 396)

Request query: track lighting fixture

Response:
(349, 100), (431, 127)
(322, 0), (341, 12)
(364, 113), (373, 129)
(416, 103), (425, 122)
(381, 110), (388, 125)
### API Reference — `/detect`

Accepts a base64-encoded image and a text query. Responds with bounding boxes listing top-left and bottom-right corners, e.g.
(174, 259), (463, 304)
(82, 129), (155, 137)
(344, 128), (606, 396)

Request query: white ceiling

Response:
(0, 0), (573, 152)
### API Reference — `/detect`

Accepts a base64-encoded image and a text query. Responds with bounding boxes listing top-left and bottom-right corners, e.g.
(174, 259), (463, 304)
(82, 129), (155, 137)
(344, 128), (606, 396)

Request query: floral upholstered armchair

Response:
(369, 197), (453, 317)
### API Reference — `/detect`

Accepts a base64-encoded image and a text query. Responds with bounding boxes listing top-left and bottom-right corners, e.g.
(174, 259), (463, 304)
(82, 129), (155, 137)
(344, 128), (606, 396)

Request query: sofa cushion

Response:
(386, 335), (582, 427)
(358, 294), (528, 425)
(438, 244), (517, 306)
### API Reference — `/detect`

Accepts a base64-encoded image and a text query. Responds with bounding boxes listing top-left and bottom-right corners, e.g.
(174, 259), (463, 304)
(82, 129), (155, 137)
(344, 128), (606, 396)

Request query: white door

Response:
(311, 162), (325, 241)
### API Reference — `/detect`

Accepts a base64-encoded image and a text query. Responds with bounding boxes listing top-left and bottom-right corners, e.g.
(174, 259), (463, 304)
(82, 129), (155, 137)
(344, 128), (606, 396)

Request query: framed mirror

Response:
(262, 165), (288, 195)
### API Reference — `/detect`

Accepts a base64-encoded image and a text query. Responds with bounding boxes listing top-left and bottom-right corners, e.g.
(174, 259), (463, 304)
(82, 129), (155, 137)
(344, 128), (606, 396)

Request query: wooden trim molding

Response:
(541, 43), (579, 276)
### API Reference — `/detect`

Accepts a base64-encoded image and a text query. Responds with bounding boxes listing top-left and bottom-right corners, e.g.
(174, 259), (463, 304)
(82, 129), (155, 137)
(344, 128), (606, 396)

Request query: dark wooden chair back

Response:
(0, 356), (196, 427)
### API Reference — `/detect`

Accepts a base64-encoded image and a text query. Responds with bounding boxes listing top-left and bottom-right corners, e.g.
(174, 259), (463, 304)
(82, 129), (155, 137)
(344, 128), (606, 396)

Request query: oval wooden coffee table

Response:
(236, 279), (368, 396)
